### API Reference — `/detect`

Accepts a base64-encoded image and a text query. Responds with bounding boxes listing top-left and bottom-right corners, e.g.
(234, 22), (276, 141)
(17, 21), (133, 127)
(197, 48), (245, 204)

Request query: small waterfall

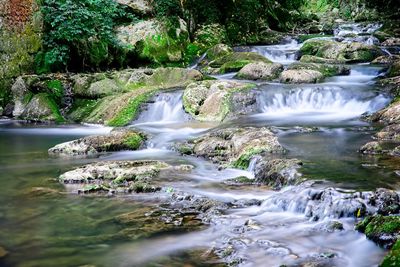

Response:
(136, 91), (187, 123)
(259, 181), (380, 220)
(251, 39), (301, 64)
(333, 23), (382, 45)
(256, 86), (389, 122)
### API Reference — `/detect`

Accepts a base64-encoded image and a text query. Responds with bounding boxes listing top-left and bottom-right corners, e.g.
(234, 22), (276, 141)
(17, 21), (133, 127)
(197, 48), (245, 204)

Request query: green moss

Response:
(123, 133), (143, 150)
(211, 52), (271, 68)
(42, 94), (65, 123)
(380, 239), (400, 267)
(287, 62), (349, 77)
(364, 216), (400, 237)
(178, 145), (194, 155)
(220, 60), (252, 74)
(67, 99), (100, 122)
(107, 92), (154, 127)
(298, 34), (333, 43)
(226, 176), (254, 184)
(46, 80), (64, 100)
(232, 148), (264, 170)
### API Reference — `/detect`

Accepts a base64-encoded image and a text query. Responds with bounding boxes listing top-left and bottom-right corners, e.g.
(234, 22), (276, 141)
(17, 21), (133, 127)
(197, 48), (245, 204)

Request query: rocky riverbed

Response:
(1, 21), (400, 267)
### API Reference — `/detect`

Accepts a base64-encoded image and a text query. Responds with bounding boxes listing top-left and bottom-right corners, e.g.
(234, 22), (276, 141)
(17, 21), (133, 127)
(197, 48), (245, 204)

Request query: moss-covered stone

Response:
(206, 52), (272, 74)
(356, 215), (400, 248)
(380, 239), (400, 267)
(20, 93), (64, 123)
(48, 129), (146, 156)
(300, 39), (382, 63)
(183, 80), (255, 122)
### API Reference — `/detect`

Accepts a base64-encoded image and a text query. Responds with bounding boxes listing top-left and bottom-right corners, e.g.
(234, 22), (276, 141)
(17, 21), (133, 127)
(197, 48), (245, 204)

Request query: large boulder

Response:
(48, 129), (146, 157)
(178, 127), (285, 168)
(19, 93), (64, 122)
(116, 19), (161, 47)
(359, 141), (384, 155)
(207, 52), (272, 74)
(299, 39), (382, 63)
(115, 0), (152, 15)
(182, 80), (255, 122)
(280, 69), (324, 84)
(372, 101), (400, 125)
(235, 62), (283, 81)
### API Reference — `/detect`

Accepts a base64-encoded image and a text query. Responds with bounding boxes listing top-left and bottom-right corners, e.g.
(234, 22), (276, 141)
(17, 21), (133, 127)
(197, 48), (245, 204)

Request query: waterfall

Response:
(256, 86), (389, 122)
(251, 39), (301, 64)
(136, 91), (187, 123)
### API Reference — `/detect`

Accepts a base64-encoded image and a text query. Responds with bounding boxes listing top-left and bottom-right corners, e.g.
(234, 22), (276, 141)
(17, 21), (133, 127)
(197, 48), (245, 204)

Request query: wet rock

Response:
(253, 158), (303, 189)
(77, 78), (122, 98)
(375, 124), (400, 141)
(299, 39), (382, 63)
(182, 80), (255, 122)
(369, 188), (400, 215)
(359, 141), (384, 155)
(356, 215), (400, 248)
(58, 160), (174, 194)
(300, 55), (345, 64)
(286, 62), (350, 77)
(48, 129), (146, 156)
(19, 93), (64, 122)
(382, 38), (400, 46)
(180, 127), (284, 168)
(371, 101), (400, 125)
(280, 69), (324, 84)
(235, 62), (284, 81)
(372, 55), (400, 65)
(312, 220), (344, 232)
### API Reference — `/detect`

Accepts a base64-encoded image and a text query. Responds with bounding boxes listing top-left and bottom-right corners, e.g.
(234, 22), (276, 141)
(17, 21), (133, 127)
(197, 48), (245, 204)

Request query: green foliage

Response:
(380, 240), (400, 267)
(38, 0), (135, 73)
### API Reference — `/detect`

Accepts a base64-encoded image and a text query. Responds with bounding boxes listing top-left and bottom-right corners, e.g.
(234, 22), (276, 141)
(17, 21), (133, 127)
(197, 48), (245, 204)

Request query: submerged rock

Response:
(356, 215), (400, 248)
(178, 127), (284, 167)
(48, 129), (146, 156)
(235, 62), (284, 81)
(182, 80), (256, 122)
(359, 141), (384, 155)
(280, 69), (324, 84)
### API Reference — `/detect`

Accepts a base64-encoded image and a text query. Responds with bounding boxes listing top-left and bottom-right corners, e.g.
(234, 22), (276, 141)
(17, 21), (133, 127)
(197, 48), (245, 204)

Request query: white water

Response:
(136, 91), (187, 123)
(251, 39), (301, 64)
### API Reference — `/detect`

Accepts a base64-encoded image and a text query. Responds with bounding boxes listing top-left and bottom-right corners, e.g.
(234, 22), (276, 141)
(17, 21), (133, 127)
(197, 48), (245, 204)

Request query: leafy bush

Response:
(37, 0), (135, 73)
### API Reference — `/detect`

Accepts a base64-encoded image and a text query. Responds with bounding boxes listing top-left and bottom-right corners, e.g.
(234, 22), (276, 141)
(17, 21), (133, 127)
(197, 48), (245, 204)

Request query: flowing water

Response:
(0, 23), (399, 266)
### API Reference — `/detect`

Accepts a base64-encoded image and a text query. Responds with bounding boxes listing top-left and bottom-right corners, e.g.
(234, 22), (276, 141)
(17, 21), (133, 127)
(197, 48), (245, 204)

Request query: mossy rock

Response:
(48, 129), (146, 156)
(20, 93), (64, 123)
(287, 62), (350, 77)
(182, 80), (255, 122)
(205, 44), (233, 61)
(209, 52), (272, 74)
(193, 24), (228, 52)
(380, 239), (400, 267)
(356, 215), (400, 248)
(300, 39), (382, 63)
(389, 60), (400, 78)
